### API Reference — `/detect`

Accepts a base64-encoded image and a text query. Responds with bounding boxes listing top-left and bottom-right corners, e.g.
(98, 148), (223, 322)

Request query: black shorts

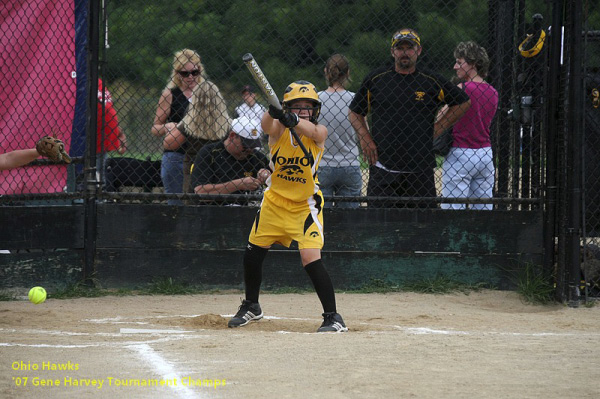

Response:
(367, 166), (436, 208)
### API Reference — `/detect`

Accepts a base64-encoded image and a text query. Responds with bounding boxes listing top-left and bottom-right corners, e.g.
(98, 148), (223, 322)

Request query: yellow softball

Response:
(28, 286), (47, 304)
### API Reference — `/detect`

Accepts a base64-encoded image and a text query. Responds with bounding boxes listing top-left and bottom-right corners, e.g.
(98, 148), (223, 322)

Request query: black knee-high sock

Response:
(244, 243), (268, 303)
(304, 259), (336, 313)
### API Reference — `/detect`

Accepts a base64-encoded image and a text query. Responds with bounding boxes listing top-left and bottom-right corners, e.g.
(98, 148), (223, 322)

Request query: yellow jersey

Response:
(265, 128), (324, 203)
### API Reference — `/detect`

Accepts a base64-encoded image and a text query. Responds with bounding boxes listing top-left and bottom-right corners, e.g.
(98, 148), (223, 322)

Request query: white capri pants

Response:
(441, 147), (495, 210)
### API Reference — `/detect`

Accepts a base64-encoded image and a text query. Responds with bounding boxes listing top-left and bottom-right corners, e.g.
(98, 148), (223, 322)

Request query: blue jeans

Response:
(318, 165), (362, 208)
(161, 151), (184, 205)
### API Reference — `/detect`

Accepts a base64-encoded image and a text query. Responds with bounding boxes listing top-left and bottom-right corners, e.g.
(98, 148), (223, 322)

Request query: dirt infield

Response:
(1, 291), (599, 399)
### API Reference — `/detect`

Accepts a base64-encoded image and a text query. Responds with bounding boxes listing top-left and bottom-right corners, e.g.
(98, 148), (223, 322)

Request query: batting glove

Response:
(268, 105), (284, 120)
(278, 111), (299, 128)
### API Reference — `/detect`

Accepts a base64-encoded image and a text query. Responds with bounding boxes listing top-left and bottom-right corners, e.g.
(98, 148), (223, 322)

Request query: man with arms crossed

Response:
(349, 28), (471, 208)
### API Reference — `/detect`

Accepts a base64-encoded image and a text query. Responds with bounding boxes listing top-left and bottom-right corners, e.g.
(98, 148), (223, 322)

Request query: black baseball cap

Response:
(241, 85), (255, 94)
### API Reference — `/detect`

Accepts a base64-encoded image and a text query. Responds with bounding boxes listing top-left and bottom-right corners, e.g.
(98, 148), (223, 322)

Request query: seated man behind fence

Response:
(190, 116), (270, 205)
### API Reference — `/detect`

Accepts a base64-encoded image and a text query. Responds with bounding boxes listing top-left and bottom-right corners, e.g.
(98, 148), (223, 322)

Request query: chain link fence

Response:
(93, 0), (554, 208)
(583, 29), (600, 297)
(2, 0), (564, 209)
(0, 0), (78, 201)
(1, 1), (599, 298)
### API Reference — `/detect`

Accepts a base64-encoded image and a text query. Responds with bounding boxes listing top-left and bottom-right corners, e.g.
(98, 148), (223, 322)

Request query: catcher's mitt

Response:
(35, 136), (72, 164)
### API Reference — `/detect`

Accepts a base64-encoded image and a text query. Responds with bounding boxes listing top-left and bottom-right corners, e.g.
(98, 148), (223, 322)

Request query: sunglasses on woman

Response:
(177, 70), (200, 78)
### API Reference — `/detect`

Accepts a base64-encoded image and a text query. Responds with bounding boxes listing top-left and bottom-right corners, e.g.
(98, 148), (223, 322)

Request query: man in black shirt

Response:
(349, 28), (471, 208)
(191, 116), (270, 204)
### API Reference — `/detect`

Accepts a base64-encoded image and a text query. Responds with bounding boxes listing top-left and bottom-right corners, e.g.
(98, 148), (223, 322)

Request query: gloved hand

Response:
(278, 111), (299, 128)
(36, 135), (72, 163)
(268, 105), (284, 120)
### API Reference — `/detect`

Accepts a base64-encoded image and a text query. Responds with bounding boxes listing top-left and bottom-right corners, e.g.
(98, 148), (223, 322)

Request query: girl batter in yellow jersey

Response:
(227, 80), (348, 333)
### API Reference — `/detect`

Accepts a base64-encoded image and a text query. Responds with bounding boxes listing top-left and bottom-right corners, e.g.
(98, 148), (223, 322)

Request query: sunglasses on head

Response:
(177, 69), (200, 78)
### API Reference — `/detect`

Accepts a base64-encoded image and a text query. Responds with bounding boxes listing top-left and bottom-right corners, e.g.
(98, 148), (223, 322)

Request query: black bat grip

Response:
(289, 127), (314, 166)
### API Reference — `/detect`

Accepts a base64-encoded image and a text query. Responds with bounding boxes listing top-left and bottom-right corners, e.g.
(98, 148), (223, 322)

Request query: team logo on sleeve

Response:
(415, 91), (426, 101)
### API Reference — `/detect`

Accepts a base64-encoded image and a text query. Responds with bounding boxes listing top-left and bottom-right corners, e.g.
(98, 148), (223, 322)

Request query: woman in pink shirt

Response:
(441, 41), (499, 210)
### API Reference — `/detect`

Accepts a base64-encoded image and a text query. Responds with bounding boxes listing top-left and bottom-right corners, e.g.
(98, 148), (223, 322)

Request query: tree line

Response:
(105, 0), (513, 95)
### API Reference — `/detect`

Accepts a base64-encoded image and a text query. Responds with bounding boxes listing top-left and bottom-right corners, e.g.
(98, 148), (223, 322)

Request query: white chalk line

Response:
(0, 327), (123, 337)
(120, 328), (195, 334)
(85, 314), (314, 324)
(0, 327), (200, 338)
(2, 313), (599, 399)
(85, 315), (206, 324)
(127, 343), (200, 399)
(82, 313), (600, 337)
(3, 314), (600, 350)
(0, 334), (200, 349)
(359, 322), (600, 337)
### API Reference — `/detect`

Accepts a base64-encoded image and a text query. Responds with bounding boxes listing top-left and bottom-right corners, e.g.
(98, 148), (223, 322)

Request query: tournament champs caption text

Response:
(11, 361), (226, 390)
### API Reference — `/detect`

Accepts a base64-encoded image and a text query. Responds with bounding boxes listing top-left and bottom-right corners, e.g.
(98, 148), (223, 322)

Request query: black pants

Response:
(367, 166), (436, 208)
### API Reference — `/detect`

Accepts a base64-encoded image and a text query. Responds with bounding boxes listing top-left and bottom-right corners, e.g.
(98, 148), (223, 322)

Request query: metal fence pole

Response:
(491, 0), (517, 208)
(83, 0), (101, 285)
(566, 0), (584, 305)
(543, 0), (563, 297)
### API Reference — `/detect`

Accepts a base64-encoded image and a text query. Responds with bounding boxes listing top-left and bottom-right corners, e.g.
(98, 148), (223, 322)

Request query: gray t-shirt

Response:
(317, 90), (360, 167)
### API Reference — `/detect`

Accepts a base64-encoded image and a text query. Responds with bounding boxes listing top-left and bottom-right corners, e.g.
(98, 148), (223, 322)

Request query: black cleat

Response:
(228, 299), (263, 328)
(317, 312), (348, 332)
